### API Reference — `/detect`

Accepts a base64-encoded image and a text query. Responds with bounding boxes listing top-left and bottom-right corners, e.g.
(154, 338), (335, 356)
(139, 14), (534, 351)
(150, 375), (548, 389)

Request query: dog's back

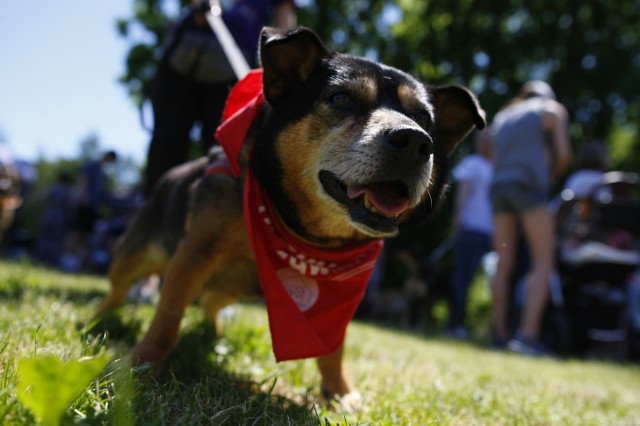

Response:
(118, 158), (208, 256)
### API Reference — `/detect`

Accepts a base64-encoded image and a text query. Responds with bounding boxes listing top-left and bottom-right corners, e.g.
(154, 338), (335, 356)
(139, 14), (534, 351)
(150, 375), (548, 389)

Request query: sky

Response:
(0, 1), (151, 164)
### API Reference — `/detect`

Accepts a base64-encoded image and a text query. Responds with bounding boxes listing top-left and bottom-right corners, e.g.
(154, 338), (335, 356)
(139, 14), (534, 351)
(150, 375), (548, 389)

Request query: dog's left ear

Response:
(431, 85), (486, 155)
(259, 26), (330, 102)
(401, 86), (485, 224)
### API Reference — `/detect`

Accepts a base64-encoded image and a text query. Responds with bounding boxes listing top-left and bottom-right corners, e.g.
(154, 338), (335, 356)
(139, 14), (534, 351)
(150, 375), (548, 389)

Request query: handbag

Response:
(166, 12), (238, 84)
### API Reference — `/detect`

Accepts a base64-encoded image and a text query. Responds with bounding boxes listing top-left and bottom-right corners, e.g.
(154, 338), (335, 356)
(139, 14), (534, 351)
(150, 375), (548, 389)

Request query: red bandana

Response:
(214, 70), (384, 361)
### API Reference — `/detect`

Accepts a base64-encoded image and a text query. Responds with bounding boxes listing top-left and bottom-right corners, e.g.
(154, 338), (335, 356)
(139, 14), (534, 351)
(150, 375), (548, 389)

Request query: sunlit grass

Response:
(1, 259), (639, 425)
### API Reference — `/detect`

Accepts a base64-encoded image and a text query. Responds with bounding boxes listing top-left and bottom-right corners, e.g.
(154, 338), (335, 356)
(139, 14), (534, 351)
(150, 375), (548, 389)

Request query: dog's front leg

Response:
(130, 234), (221, 369)
(317, 343), (362, 411)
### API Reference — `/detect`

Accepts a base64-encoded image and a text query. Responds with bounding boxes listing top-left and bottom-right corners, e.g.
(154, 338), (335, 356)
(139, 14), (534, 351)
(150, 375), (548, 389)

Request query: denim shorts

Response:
(490, 182), (548, 214)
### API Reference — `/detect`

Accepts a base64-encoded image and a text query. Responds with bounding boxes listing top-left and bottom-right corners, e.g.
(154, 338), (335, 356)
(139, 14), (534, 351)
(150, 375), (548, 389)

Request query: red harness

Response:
(212, 70), (384, 361)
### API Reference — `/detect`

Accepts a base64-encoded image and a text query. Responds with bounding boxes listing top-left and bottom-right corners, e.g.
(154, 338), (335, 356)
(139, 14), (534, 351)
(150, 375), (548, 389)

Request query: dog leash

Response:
(204, 0), (250, 80)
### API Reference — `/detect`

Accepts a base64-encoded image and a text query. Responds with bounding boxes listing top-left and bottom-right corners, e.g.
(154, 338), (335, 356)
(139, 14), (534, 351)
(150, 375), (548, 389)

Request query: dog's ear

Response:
(401, 86), (485, 225)
(431, 85), (486, 155)
(259, 26), (329, 102)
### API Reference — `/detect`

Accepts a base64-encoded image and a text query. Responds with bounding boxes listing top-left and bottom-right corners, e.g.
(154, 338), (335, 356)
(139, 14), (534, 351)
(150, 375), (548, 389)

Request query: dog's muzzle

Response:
(319, 126), (433, 236)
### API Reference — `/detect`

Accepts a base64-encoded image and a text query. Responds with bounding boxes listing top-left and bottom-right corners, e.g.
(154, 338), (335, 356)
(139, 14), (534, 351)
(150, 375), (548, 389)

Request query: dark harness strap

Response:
(204, 157), (234, 177)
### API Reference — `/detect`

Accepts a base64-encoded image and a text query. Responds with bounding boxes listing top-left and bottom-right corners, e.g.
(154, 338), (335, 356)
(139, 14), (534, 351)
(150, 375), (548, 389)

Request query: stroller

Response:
(552, 171), (640, 360)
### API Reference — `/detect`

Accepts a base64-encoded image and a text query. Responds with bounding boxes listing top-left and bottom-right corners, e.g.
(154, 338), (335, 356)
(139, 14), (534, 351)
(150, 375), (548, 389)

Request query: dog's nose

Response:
(385, 128), (433, 159)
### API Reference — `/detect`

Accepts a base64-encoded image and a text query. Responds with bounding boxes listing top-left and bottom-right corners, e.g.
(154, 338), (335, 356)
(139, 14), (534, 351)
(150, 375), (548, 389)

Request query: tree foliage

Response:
(303, 0), (640, 152)
(118, 0), (639, 164)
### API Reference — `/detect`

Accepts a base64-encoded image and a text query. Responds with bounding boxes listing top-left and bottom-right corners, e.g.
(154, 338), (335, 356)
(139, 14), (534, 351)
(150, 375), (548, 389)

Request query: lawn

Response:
(1, 259), (639, 425)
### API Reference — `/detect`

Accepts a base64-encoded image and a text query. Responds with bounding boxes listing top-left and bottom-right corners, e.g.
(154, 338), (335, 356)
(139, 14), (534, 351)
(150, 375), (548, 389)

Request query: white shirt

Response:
(453, 154), (494, 234)
(563, 170), (604, 199)
(0, 143), (15, 167)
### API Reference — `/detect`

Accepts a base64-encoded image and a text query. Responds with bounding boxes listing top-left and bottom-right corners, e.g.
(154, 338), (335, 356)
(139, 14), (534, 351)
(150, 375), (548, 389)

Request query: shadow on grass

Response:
(0, 277), (106, 305)
(85, 312), (144, 348)
(95, 318), (320, 425)
(164, 324), (318, 423)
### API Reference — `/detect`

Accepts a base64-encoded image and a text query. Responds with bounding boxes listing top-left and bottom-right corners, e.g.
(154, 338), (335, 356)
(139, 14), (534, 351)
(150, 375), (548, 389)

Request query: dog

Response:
(99, 26), (485, 409)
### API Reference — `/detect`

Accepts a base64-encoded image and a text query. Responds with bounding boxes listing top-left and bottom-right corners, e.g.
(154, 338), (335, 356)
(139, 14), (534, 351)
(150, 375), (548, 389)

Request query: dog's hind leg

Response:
(129, 231), (230, 367)
(199, 259), (260, 336)
(99, 242), (168, 314)
(199, 290), (237, 337)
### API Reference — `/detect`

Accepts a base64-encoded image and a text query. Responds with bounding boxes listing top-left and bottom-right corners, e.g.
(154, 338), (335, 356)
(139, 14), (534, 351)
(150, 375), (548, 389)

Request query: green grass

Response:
(1, 259), (640, 425)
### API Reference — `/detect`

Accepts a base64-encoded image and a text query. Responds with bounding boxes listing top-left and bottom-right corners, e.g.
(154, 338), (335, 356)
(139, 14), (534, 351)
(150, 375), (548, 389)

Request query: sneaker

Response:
(507, 336), (550, 358)
(491, 336), (507, 351)
(445, 326), (469, 340)
(490, 329), (508, 350)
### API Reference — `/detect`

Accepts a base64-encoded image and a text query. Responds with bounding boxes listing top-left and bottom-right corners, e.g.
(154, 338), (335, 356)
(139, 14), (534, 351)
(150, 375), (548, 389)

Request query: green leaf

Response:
(16, 354), (110, 426)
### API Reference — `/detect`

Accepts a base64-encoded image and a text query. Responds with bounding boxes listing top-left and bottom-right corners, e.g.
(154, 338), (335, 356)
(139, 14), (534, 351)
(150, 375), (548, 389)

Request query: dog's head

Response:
(253, 27), (485, 244)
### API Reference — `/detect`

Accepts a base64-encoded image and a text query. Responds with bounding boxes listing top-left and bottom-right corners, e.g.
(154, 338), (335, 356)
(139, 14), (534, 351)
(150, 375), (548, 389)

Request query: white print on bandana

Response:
(275, 250), (336, 277)
(258, 203), (377, 281)
(276, 268), (319, 311)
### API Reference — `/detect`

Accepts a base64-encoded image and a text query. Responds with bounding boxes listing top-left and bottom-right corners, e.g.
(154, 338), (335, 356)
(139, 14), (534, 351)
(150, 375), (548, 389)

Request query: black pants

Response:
(144, 63), (235, 195)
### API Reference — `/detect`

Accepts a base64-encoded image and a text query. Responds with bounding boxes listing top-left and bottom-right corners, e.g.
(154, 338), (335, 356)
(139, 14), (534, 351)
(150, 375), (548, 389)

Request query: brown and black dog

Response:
(99, 26), (485, 409)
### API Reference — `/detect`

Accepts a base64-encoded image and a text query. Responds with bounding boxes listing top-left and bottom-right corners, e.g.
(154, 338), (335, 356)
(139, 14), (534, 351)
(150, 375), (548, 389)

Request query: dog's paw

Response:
(322, 386), (363, 413)
(129, 343), (170, 371)
(337, 391), (363, 413)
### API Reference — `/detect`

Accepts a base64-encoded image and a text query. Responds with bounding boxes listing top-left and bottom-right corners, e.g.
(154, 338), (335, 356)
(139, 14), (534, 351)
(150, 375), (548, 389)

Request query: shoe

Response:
(491, 337), (507, 351)
(490, 329), (508, 350)
(507, 336), (550, 358)
(445, 326), (469, 340)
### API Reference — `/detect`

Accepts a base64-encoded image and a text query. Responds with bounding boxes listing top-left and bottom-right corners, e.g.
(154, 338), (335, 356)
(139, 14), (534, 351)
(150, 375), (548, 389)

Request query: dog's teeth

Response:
(363, 196), (372, 209)
(363, 196), (379, 214)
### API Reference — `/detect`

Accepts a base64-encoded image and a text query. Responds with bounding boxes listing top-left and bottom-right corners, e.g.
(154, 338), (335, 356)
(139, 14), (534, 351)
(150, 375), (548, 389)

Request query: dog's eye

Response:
(330, 92), (354, 110)
(414, 111), (433, 130)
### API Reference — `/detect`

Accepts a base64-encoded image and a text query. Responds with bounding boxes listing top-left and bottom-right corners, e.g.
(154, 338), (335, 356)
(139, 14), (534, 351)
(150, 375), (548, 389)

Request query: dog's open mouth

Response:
(319, 170), (410, 235)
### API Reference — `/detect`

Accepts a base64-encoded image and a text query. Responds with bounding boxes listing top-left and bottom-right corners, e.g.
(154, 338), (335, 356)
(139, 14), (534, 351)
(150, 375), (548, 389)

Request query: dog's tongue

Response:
(347, 183), (410, 216)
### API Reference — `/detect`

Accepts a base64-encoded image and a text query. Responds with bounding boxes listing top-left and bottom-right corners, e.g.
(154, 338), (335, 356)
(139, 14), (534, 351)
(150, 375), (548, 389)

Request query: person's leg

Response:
(460, 231), (492, 327)
(450, 230), (489, 330)
(197, 82), (233, 155)
(491, 213), (518, 342)
(518, 206), (555, 340)
(449, 231), (470, 330)
(144, 66), (197, 196)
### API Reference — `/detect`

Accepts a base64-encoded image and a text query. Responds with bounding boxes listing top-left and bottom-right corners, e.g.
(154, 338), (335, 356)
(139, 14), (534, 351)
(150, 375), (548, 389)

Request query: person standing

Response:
(0, 141), (21, 244)
(143, 0), (297, 196)
(446, 131), (494, 339)
(489, 81), (572, 355)
(35, 171), (74, 266)
(64, 151), (118, 271)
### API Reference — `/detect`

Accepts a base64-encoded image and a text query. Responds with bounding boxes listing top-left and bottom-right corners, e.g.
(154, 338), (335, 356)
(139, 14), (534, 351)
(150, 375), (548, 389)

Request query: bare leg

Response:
(491, 213), (518, 342)
(519, 207), (554, 339)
